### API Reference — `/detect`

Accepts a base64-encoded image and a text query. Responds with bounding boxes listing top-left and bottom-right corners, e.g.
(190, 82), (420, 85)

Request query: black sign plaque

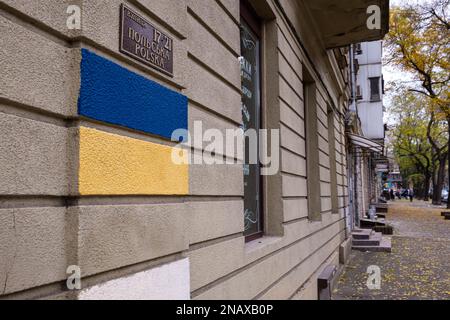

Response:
(120, 4), (174, 77)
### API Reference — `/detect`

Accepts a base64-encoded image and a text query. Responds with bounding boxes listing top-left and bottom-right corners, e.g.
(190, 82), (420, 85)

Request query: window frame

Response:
(303, 66), (322, 222)
(241, 0), (265, 242)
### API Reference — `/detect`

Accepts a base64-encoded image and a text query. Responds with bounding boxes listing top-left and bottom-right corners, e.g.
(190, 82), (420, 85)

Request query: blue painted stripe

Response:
(78, 49), (187, 140)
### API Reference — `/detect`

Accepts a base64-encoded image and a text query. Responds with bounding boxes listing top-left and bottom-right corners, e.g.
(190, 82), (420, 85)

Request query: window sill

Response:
(244, 235), (283, 261)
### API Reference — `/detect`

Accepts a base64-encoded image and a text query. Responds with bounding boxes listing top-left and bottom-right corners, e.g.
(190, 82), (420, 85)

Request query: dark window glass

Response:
(370, 77), (381, 101)
(240, 12), (263, 240)
(303, 67), (321, 221)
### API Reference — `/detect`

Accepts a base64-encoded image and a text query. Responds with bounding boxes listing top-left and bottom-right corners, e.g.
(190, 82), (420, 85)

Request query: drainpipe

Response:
(354, 148), (360, 226)
(349, 44), (358, 115)
(349, 44), (360, 228)
(361, 151), (366, 217)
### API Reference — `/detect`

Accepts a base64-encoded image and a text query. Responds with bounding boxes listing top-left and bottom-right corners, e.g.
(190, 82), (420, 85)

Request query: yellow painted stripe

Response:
(79, 127), (188, 195)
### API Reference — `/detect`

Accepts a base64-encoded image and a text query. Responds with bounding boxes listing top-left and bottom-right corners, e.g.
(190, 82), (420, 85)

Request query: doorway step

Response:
(360, 218), (386, 228)
(360, 217), (394, 235)
(374, 203), (388, 214)
(351, 229), (392, 253)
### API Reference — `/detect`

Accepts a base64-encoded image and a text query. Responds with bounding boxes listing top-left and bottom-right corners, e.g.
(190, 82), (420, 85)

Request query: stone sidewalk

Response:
(333, 201), (450, 300)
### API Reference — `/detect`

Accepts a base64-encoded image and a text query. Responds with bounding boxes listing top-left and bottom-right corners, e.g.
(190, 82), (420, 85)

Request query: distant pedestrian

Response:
(390, 189), (395, 201)
(402, 189), (409, 199)
(409, 189), (414, 202)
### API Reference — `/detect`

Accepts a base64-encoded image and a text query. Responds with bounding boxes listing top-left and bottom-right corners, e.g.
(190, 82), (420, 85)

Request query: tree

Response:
(390, 92), (432, 200)
(385, 0), (450, 205)
(389, 91), (448, 202)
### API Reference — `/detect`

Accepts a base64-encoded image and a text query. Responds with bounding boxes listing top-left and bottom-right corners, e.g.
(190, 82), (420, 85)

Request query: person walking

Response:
(390, 189), (395, 201)
(408, 189), (414, 202)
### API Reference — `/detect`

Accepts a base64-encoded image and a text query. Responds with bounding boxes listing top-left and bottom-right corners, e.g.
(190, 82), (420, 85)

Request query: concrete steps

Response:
(376, 207), (388, 214)
(374, 225), (394, 235)
(351, 229), (392, 253)
(353, 238), (392, 253)
(351, 228), (372, 240)
(361, 213), (394, 234)
(360, 218), (386, 229)
(352, 232), (382, 246)
(373, 203), (388, 214)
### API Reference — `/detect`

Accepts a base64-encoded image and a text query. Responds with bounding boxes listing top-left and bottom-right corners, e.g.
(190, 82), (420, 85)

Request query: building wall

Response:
(356, 41), (384, 140)
(0, 0), (349, 300)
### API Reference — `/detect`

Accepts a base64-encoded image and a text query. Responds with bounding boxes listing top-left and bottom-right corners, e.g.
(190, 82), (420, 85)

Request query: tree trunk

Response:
(447, 118), (450, 209)
(432, 155), (446, 205)
(424, 171), (431, 202)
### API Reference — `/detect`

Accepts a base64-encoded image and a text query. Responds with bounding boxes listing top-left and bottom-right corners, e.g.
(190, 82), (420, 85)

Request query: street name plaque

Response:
(120, 4), (174, 77)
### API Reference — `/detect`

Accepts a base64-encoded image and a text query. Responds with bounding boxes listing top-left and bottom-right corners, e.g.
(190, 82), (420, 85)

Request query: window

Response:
(369, 77), (381, 101)
(327, 107), (339, 214)
(304, 67), (321, 221)
(241, 1), (263, 241)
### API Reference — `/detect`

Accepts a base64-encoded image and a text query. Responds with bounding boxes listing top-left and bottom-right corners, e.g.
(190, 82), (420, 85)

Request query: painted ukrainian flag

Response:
(77, 49), (188, 196)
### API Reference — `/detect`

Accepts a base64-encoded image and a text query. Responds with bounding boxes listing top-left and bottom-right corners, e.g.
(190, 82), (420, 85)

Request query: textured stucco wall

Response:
(79, 259), (190, 300)
(79, 49), (188, 140)
(79, 126), (188, 195)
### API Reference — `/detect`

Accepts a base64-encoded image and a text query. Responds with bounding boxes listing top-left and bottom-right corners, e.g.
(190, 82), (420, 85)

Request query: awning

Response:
(348, 134), (384, 153)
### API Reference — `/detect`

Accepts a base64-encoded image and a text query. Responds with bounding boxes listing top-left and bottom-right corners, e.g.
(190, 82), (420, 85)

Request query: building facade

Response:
(356, 41), (385, 142)
(0, 0), (388, 300)
(345, 40), (387, 225)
